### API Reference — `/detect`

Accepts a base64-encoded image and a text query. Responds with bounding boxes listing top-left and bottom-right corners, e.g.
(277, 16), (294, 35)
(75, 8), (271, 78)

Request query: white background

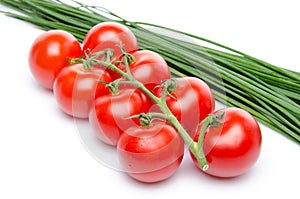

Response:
(0, 0), (299, 198)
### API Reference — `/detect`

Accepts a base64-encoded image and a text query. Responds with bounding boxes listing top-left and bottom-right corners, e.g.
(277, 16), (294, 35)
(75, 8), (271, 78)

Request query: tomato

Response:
(82, 21), (138, 60)
(190, 107), (262, 178)
(154, 77), (215, 137)
(117, 121), (184, 183)
(82, 22), (138, 78)
(117, 50), (171, 90)
(53, 64), (113, 118)
(89, 89), (150, 146)
(29, 30), (83, 90)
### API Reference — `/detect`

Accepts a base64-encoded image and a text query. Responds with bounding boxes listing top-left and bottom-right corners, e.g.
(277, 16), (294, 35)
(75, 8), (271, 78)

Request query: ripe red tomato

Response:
(53, 64), (113, 118)
(190, 107), (262, 178)
(82, 21), (138, 59)
(154, 77), (215, 137)
(89, 89), (150, 146)
(117, 121), (184, 183)
(117, 50), (171, 90)
(82, 22), (138, 78)
(29, 30), (83, 90)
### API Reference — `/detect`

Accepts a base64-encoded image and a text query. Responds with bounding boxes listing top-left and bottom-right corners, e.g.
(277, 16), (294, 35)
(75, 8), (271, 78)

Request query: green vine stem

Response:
(80, 47), (223, 170)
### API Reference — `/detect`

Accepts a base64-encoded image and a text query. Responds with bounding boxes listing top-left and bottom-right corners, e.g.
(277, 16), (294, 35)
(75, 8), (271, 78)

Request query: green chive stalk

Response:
(0, 0), (299, 144)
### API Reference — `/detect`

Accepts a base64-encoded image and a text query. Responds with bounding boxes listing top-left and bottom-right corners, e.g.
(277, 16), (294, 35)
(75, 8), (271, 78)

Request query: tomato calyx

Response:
(155, 78), (177, 104)
(153, 78), (178, 100)
(138, 113), (153, 127)
(125, 112), (167, 128)
(102, 78), (132, 96)
(70, 48), (115, 71)
(121, 50), (135, 65)
(164, 78), (177, 92)
(198, 110), (225, 130)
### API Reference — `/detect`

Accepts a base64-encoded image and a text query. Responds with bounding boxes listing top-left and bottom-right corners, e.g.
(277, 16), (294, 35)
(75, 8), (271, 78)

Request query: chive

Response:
(136, 21), (300, 82)
(0, 0), (299, 145)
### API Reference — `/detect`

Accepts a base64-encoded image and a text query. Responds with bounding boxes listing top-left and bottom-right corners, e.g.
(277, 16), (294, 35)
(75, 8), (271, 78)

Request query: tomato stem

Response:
(120, 43), (133, 77)
(87, 48), (211, 170)
(193, 111), (225, 170)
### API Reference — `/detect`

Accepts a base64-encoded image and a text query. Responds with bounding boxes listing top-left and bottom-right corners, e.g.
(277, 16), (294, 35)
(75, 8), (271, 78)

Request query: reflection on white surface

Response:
(74, 118), (123, 171)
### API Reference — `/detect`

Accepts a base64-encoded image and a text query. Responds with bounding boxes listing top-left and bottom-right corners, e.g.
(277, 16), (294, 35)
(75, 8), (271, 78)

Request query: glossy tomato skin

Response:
(29, 30), (83, 90)
(89, 89), (150, 146)
(82, 21), (138, 58)
(117, 121), (184, 183)
(117, 50), (171, 90)
(154, 77), (215, 137)
(53, 64), (113, 118)
(82, 22), (138, 78)
(190, 107), (262, 178)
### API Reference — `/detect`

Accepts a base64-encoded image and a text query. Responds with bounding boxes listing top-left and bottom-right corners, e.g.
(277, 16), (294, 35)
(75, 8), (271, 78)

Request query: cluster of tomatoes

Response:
(29, 22), (262, 183)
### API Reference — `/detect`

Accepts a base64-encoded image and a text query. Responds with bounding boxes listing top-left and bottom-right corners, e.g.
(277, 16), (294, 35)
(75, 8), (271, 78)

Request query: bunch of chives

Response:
(0, 0), (299, 144)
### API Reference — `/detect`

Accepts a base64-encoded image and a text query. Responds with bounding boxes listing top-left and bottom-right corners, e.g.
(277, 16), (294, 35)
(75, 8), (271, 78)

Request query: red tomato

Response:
(190, 107), (262, 178)
(89, 89), (150, 146)
(82, 22), (138, 78)
(117, 121), (184, 183)
(154, 77), (215, 137)
(29, 30), (83, 90)
(82, 21), (138, 59)
(53, 64), (113, 118)
(117, 50), (171, 90)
